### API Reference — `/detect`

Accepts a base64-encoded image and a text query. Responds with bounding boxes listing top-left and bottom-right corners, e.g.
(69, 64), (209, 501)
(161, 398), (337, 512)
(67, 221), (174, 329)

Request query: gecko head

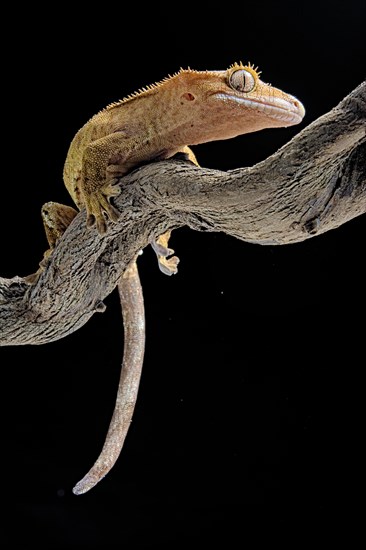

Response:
(176, 62), (305, 142)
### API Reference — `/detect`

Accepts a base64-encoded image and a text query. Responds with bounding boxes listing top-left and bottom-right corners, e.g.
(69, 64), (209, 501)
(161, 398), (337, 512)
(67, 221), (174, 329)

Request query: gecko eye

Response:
(229, 69), (256, 93)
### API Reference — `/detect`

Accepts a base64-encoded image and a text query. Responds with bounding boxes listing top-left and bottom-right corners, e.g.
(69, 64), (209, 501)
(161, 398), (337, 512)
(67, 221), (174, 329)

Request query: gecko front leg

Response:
(79, 134), (132, 234)
(150, 231), (180, 276)
(150, 146), (199, 276)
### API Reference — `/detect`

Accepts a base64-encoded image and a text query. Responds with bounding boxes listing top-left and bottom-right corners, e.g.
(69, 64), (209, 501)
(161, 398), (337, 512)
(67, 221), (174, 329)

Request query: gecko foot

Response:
(151, 231), (180, 276)
(25, 202), (78, 284)
(84, 181), (121, 234)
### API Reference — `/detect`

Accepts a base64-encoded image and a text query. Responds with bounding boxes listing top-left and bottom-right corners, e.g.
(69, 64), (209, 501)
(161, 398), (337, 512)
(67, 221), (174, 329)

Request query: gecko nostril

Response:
(182, 92), (195, 101)
(294, 98), (305, 117)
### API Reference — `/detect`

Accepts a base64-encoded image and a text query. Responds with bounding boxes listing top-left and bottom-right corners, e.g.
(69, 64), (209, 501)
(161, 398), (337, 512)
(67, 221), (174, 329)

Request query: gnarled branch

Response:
(0, 81), (365, 492)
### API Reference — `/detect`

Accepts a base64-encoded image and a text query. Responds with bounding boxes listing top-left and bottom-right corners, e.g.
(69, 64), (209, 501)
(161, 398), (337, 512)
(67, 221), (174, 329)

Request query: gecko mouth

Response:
(213, 93), (305, 125)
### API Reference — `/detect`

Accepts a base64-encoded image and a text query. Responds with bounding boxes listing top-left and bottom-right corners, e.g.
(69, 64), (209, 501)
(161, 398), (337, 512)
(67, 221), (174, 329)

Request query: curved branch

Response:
(0, 80), (364, 495)
(0, 81), (365, 346)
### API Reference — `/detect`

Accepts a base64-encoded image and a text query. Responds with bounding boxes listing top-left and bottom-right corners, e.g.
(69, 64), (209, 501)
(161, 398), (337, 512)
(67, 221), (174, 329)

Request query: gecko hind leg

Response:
(25, 202), (78, 283)
(41, 201), (79, 249)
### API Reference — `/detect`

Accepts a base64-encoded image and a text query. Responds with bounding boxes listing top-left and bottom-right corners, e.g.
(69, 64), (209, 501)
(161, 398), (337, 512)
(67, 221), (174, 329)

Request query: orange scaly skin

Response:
(63, 62), (305, 234)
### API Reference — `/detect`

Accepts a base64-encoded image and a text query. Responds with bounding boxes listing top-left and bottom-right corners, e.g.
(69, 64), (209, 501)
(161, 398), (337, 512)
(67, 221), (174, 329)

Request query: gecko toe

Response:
(158, 255), (180, 276)
(96, 215), (107, 234)
(151, 240), (174, 257)
(86, 213), (96, 228)
(105, 203), (120, 223)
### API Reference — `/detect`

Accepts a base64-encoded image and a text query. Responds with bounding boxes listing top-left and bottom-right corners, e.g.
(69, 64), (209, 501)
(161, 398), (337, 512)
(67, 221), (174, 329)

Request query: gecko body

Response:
(39, 62), (304, 274)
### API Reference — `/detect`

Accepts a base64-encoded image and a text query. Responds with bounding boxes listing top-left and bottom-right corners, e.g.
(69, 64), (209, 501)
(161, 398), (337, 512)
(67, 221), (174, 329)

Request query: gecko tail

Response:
(72, 260), (145, 495)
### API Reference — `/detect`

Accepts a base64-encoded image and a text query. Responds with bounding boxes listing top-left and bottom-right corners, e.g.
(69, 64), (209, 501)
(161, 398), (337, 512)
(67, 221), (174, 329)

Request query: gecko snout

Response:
(290, 96), (306, 120)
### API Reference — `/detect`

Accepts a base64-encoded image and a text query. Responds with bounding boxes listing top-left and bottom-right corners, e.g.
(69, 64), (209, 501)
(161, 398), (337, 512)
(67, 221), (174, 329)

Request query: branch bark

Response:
(1, 81), (364, 345)
(0, 81), (364, 493)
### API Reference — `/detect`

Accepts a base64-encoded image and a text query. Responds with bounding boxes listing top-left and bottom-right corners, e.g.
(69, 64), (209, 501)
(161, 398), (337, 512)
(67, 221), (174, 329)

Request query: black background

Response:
(1, 1), (365, 547)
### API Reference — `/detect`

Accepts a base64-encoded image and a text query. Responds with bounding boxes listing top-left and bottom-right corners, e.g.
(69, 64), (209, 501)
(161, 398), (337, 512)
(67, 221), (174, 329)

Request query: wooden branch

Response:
(1, 82), (364, 345)
(0, 80), (364, 494)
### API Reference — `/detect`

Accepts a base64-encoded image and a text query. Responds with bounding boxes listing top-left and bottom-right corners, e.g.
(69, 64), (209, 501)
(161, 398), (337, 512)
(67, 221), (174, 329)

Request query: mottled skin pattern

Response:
(38, 62), (305, 270)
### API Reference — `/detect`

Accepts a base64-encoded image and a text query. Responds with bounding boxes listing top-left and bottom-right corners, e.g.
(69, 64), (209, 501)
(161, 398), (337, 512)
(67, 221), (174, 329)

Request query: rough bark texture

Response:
(0, 82), (365, 346)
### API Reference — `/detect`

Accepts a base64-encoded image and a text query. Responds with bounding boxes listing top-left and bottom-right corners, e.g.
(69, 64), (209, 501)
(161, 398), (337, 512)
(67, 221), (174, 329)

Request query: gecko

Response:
(36, 61), (305, 276)
(32, 62), (305, 493)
